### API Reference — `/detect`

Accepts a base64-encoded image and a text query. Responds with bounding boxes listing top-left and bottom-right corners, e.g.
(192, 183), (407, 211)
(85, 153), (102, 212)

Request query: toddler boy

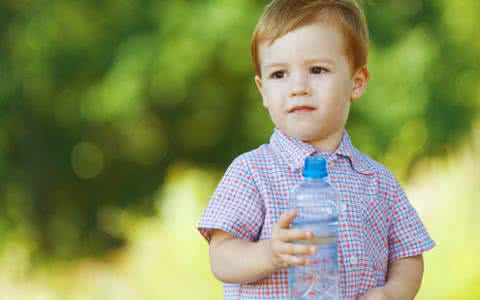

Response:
(197, 0), (436, 299)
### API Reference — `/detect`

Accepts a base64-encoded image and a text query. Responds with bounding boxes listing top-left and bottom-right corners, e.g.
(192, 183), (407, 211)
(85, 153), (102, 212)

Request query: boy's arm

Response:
(359, 254), (424, 300)
(208, 210), (316, 284)
(209, 229), (277, 284)
(383, 254), (424, 300)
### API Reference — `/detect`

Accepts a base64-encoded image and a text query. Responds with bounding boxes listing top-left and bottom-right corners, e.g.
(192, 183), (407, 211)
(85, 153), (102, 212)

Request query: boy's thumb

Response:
(278, 210), (296, 228)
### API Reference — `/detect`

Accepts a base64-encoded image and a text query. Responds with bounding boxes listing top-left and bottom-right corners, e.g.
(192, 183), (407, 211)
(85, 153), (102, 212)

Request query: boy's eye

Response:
(311, 66), (329, 74)
(270, 71), (285, 79)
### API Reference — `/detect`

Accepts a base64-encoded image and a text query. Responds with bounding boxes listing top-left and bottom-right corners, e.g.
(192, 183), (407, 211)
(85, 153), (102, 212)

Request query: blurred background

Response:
(0, 0), (479, 299)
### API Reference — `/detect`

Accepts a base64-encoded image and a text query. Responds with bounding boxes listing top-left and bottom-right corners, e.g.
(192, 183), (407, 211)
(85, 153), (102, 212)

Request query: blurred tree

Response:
(0, 0), (478, 260)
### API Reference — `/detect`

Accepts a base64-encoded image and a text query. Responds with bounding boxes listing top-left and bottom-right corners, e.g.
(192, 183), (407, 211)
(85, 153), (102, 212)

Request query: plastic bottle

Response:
(288, 155), (340, 300)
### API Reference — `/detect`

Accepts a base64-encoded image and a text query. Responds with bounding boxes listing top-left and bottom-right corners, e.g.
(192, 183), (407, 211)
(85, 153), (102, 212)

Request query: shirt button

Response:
(350, 255), (358, 265)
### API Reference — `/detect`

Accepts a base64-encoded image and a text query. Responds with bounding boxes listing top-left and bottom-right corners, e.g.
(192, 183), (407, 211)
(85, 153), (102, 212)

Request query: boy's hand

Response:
(269, 210), (316, 270)
(358, 287), (392, 300)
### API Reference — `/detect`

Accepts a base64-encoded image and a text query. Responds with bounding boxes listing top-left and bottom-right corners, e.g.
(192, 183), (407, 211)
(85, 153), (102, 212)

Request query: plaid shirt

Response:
(197, 128), (436, 299)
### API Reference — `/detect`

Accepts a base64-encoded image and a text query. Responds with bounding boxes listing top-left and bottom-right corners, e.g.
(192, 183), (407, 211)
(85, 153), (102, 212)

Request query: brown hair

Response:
(251, 0), (369, 76)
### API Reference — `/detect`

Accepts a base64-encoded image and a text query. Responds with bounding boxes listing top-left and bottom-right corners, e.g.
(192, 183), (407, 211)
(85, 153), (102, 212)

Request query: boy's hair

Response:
(251, 0), (369, 76)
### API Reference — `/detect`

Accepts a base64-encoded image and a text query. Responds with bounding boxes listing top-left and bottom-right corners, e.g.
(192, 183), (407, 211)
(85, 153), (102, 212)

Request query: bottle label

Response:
(289, 242), (339, 300)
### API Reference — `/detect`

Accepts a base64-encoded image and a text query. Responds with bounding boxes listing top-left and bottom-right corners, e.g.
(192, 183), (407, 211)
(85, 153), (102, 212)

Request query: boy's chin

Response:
(285, 128), (326, 142)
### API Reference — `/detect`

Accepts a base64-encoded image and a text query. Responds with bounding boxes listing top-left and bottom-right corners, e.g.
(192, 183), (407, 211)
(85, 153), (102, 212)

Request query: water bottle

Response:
(288, 155), (340, 300)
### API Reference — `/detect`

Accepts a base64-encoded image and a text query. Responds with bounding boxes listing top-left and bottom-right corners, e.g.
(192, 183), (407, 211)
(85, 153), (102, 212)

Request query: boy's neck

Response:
(302, 129), (344, 154)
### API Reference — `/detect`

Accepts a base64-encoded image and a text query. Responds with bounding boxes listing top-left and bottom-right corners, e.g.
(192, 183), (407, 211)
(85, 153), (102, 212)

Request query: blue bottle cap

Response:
(302, 156), (328, 178)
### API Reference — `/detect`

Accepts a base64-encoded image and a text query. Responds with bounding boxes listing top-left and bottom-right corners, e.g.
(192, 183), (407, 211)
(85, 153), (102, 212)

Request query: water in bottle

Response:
(288, 155), (340, 300)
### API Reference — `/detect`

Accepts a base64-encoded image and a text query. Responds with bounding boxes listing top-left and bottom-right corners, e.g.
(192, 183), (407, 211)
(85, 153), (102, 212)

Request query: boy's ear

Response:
(351, 66), (370, 101)
(254, 75), (263, 95)
(255, 75), (268, 107)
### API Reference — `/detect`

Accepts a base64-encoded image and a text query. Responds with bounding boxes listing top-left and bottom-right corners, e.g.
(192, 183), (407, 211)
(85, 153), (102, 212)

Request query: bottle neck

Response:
(303, 176), (327, 181)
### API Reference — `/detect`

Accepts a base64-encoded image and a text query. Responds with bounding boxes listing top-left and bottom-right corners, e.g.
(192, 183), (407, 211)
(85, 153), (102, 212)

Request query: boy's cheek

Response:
(265, 89), (287, 102)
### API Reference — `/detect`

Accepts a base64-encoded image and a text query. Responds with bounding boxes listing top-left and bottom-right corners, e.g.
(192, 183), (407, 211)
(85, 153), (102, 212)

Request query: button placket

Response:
(349, 255), (358, 265)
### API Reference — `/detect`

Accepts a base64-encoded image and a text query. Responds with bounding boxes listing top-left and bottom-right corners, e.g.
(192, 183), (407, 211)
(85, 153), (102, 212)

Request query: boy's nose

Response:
(289, 73), (311, 97)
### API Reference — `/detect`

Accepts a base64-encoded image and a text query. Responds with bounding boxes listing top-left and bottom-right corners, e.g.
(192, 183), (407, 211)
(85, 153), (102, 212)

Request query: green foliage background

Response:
(0, 0), (478, 299)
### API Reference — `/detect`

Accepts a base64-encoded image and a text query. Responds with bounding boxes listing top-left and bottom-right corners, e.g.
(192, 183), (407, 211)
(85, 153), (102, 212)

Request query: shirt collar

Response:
(270, 128), (374, 175)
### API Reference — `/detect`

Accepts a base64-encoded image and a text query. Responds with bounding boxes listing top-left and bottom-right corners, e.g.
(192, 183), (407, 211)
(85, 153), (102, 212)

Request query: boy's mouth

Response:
(288, 105), (316, 113)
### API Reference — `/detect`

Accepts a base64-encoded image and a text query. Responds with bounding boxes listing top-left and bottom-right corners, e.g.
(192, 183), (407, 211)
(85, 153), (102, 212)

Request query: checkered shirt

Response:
(197, 128), (436, 299)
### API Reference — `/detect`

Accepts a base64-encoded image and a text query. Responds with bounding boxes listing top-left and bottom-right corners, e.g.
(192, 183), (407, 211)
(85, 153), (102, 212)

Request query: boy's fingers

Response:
(279, 228), (313, 242)
(276, 241), (316, 256)
(277, 210), (297, 228)
(279, 254), (310, 267)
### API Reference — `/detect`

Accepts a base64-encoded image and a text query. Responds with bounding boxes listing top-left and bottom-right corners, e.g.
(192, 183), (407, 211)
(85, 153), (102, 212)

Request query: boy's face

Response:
(255, 22), (369, 147)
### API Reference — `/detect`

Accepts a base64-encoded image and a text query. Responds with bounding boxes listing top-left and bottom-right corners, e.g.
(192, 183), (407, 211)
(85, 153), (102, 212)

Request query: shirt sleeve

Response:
(196, 155), (265, 243)
(387, 179), (436, 263)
